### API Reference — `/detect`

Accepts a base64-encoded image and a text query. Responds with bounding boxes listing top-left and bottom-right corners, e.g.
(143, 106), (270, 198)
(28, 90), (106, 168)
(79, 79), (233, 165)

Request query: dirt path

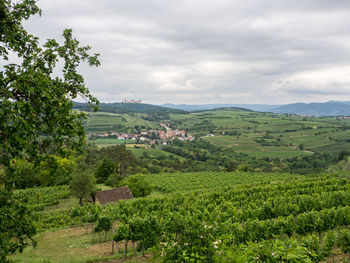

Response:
(97, 254), (153, 263)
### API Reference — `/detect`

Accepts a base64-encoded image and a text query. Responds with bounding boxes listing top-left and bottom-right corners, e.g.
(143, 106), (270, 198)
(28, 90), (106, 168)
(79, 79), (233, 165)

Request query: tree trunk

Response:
(142, 239), (145, 257)
(79, 197), (83, 206)
(92, 232), (94, 244)
(111, 240), (114, 254)
(105, 231), (107, 242)
(124, 239), (128, 259)
(99, 232), (101, 243)
(132, 241), (136, 257)
(91, 223), (94, 233)
(117, 242), (120, 254)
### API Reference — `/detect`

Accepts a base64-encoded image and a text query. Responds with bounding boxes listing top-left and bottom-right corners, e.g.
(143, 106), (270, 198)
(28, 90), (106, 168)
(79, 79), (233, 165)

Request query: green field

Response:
(84, 108), (350, 158)
(130, 147), (185, 160)
(94, 138), (135, 146)
(83, 111), (159, 133)
(169, 109), (350, 157)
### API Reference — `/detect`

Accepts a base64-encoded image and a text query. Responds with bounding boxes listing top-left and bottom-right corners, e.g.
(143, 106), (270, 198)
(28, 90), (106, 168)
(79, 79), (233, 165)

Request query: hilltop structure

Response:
(123, 99), (141, 103)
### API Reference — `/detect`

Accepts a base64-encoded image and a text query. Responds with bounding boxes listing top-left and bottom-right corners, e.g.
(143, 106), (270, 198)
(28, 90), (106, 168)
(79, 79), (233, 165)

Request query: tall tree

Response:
(95, 157), (116, 183)
(70, 170), (96, 206)
(0, 0), (100, 261)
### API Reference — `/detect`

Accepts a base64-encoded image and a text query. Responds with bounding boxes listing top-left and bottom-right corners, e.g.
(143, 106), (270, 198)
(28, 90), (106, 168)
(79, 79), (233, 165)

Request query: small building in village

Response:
(94, 186), (134, 205)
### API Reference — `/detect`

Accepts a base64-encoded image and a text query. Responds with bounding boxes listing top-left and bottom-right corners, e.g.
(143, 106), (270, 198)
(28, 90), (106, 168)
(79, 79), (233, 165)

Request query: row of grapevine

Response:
(14, 185), (70, 211)
(145, 171), (333, 193)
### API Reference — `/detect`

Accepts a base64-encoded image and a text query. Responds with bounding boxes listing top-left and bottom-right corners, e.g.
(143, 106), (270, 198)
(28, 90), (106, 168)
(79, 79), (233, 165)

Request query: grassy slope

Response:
(10, 225), (152, 263)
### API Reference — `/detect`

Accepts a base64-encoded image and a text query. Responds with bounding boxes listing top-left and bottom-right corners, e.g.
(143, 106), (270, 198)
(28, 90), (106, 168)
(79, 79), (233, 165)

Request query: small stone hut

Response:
(94, 186), (133, 205)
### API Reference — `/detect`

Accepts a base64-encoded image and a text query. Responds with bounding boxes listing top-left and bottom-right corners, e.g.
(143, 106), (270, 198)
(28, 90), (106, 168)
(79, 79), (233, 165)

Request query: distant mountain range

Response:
(163, 101), (350, 116)
(73, 101), (350, 117)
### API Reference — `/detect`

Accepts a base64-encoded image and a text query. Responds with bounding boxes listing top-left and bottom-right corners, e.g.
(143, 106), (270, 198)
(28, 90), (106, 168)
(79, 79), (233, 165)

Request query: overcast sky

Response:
(23, 0), (350, 105)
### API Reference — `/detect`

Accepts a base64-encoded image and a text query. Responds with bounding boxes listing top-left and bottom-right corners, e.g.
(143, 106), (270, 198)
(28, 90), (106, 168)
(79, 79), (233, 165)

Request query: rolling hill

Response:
(163, 101), (350, 116)
(74, 102), (186, 114)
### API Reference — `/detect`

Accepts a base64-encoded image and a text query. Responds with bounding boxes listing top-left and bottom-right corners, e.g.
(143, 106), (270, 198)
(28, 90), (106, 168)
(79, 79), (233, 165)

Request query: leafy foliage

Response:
(95, 157), (116, 183)
(70, 170), (96, 205)
(338, 230), (350, 255)
(120, 174), (153, 198)
(0, 1), (100, 259)
(95, 216), (112, 233)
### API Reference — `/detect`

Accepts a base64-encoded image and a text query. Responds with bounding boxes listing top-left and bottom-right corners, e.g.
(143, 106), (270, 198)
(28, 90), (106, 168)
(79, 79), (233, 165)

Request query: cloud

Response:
(20, 0), (350, 104)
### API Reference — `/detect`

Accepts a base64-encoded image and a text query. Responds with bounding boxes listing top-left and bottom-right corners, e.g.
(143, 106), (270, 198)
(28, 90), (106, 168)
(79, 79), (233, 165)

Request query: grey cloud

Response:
(21, 0), (350, 104)
(284, 88), (350, 96)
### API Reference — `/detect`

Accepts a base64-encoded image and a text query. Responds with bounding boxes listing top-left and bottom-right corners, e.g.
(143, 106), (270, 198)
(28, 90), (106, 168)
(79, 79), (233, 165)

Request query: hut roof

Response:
(95, 186), (133, 205)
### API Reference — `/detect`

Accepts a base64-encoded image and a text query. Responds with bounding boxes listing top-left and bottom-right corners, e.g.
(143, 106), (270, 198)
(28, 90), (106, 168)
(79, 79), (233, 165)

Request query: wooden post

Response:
(87, 212), (90, 234)
(124, 239), (128, 259)
(132, 241), (136, 257)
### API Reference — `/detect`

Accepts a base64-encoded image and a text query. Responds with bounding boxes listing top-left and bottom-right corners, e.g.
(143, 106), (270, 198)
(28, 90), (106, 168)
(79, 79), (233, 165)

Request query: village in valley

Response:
(86, 122), (195, 146)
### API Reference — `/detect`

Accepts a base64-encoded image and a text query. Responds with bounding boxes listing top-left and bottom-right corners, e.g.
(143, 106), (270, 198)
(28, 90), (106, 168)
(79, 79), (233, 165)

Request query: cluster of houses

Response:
(87, 128), (194, 145)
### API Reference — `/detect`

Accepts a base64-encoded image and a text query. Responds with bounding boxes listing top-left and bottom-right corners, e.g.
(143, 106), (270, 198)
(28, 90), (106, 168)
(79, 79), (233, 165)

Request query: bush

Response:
(120, 174), (153, 198)
(105, 174), (123, 187)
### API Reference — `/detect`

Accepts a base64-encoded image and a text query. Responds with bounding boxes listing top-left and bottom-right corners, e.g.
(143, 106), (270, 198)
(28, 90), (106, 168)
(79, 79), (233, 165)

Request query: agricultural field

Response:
(82, 111), (160, 133)
(94, 138), (137, 148)
(84, 108), (350, 158)
(10, 172), (350, 262)
(170, 109), (350, 157)
(130, 147), (185, 160)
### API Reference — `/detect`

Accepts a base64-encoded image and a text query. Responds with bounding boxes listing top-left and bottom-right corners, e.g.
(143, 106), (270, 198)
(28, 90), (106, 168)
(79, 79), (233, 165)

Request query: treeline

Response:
(73, 102), (185, 115)
(7, 139), (340, 190)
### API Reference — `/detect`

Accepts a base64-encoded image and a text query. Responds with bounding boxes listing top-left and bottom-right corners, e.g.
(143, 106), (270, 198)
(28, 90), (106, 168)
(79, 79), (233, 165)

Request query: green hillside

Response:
(84, 107), (350, 158)
(82, 111), (160, 133)
(73, 102), (186, 114)
(169, 108), (350, 157)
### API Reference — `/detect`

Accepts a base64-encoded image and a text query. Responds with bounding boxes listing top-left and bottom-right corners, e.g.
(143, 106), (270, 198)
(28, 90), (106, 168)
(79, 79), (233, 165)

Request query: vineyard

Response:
(12, 172), (350, 262)
(14, 186), (71, 212)
(144, 171), (314, 193)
